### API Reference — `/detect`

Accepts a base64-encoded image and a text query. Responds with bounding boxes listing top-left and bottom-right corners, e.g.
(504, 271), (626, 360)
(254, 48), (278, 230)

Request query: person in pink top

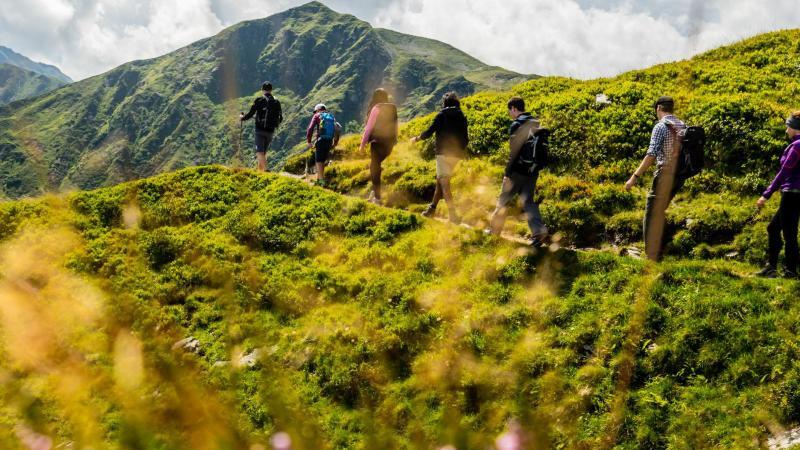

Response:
(359, 88), (398, 205)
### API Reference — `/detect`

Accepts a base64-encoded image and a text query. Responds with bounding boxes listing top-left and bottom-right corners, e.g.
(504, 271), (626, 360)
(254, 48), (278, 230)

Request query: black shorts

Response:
(315, 138), (333, 163)
(255, 131), (274, 153)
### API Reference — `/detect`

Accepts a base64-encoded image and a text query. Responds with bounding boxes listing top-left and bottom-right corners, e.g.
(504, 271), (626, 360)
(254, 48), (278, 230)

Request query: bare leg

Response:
(370, 154), (382, 199)
(316, 162), (325, 182)
(256, 153), (267, 172)
(431, 179), (443, 208)
(440, 177), (454, 208)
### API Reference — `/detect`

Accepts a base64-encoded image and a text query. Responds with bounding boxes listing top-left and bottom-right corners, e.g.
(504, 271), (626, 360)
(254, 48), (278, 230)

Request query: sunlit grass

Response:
(1, 166), (799, 449)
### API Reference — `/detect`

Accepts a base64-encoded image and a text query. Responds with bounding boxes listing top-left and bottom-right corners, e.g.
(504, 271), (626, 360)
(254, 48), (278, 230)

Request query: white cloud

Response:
(371, 0), (800, 78)
(0, 0), (224, 80)
(0, 0), (797, 81)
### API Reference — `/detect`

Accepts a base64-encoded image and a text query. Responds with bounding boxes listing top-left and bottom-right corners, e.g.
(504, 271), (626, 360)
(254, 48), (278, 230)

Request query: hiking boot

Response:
(531, 233), (549, 248)
(421, 204), (436, 218)
(530, 238), (547, 248)
(755, 265), (778, 278)
(784, 269), (799, 280)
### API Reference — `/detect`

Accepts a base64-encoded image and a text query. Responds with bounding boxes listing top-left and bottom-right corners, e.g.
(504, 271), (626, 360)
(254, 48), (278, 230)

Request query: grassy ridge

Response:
(1, 166), (800, 449)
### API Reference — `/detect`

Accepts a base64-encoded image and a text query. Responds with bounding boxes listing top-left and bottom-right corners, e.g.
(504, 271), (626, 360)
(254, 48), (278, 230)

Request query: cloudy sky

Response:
(1, 0), (798, 81)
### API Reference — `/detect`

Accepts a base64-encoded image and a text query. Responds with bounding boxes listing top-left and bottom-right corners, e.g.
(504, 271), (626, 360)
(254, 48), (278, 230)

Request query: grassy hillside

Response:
(286, 29), (800, 263)
(1, 166), (800, 449)
(0, 64), (68, 106)
(0, 46), (72, 84)
(0, 1), (531, 199)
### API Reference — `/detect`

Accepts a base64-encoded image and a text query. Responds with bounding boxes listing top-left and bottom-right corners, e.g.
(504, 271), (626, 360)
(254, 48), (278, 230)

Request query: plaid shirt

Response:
(646, 115), (686, 167)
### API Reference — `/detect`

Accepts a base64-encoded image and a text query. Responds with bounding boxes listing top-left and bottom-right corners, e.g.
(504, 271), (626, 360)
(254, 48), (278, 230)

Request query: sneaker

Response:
(784, 269), (799, 280)
(755, 265), (778, 278)
(421, 204), (436, 218)
(366, 190), (381, 205)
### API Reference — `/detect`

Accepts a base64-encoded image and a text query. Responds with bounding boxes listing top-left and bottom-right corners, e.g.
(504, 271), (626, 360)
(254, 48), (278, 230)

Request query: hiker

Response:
(411, 91), (469, 223)
(240, 82), (282, 172)
(625, 96), (686, 260)
(487, 97), (549, 246)
(360, 88), (398, 205)
(755, 111), (800, 278)
(305, 114), (342, 177)
(305, 104), (341, 185)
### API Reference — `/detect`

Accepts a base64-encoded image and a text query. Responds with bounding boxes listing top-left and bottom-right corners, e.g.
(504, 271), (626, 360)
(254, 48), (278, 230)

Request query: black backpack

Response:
(676, 126), (706, 178)
(258, 96), (282, 132)
(518, 126), (550, 172)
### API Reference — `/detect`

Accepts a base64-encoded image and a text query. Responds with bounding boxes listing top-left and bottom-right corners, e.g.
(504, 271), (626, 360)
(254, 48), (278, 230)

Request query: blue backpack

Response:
(319, 112), (336, 140)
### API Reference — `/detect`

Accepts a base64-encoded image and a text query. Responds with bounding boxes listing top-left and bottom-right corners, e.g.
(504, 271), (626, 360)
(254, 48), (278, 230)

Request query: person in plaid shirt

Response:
(625, 96), (686, 260)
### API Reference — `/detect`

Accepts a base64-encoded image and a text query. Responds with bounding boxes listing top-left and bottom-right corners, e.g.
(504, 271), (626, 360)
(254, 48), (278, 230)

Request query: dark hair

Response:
(507, 97), (525, 112)
(787, 111), (800, 130)
(262, 82), (273, 92)
(442, 92), (460, 108)
(367, 88), (391, 119)
(654, 96), (674, 113)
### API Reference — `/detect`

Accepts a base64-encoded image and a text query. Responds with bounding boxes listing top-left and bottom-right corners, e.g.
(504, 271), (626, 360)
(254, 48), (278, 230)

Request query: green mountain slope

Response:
(0, 46), (72, 84)
(1, 166), (799, 449)
(0, 63), (67, 106)
(0, 1), (532, 199)
(286, 28), (800, 263)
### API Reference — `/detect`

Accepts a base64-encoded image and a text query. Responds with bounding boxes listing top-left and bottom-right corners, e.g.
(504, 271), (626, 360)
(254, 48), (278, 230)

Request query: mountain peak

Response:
(285, 1), (335, 15)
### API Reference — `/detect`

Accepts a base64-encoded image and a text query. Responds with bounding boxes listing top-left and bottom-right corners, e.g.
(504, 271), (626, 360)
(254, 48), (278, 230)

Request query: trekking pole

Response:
(238, 112), (244, 167)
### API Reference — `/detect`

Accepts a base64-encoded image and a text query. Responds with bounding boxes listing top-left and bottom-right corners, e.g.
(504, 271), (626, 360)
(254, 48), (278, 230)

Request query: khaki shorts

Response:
(435, 155), (460, 179)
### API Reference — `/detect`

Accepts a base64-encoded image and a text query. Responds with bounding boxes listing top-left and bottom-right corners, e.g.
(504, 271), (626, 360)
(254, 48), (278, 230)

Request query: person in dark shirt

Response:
(240, 82), (282, 172)
(411, 92), (469, 223)
(487, 96), (549, 246)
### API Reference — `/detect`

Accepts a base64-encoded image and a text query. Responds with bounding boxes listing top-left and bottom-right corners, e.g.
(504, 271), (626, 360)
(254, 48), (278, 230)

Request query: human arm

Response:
(625, 124), (666, 190)
(306, 114), (320, 145)
(360, 106), (379, 151)
(762, 145), (800, 201)
(412, 112), (442, 143)
(241, 100), (258, 121)
(625, 155), (657, 191)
